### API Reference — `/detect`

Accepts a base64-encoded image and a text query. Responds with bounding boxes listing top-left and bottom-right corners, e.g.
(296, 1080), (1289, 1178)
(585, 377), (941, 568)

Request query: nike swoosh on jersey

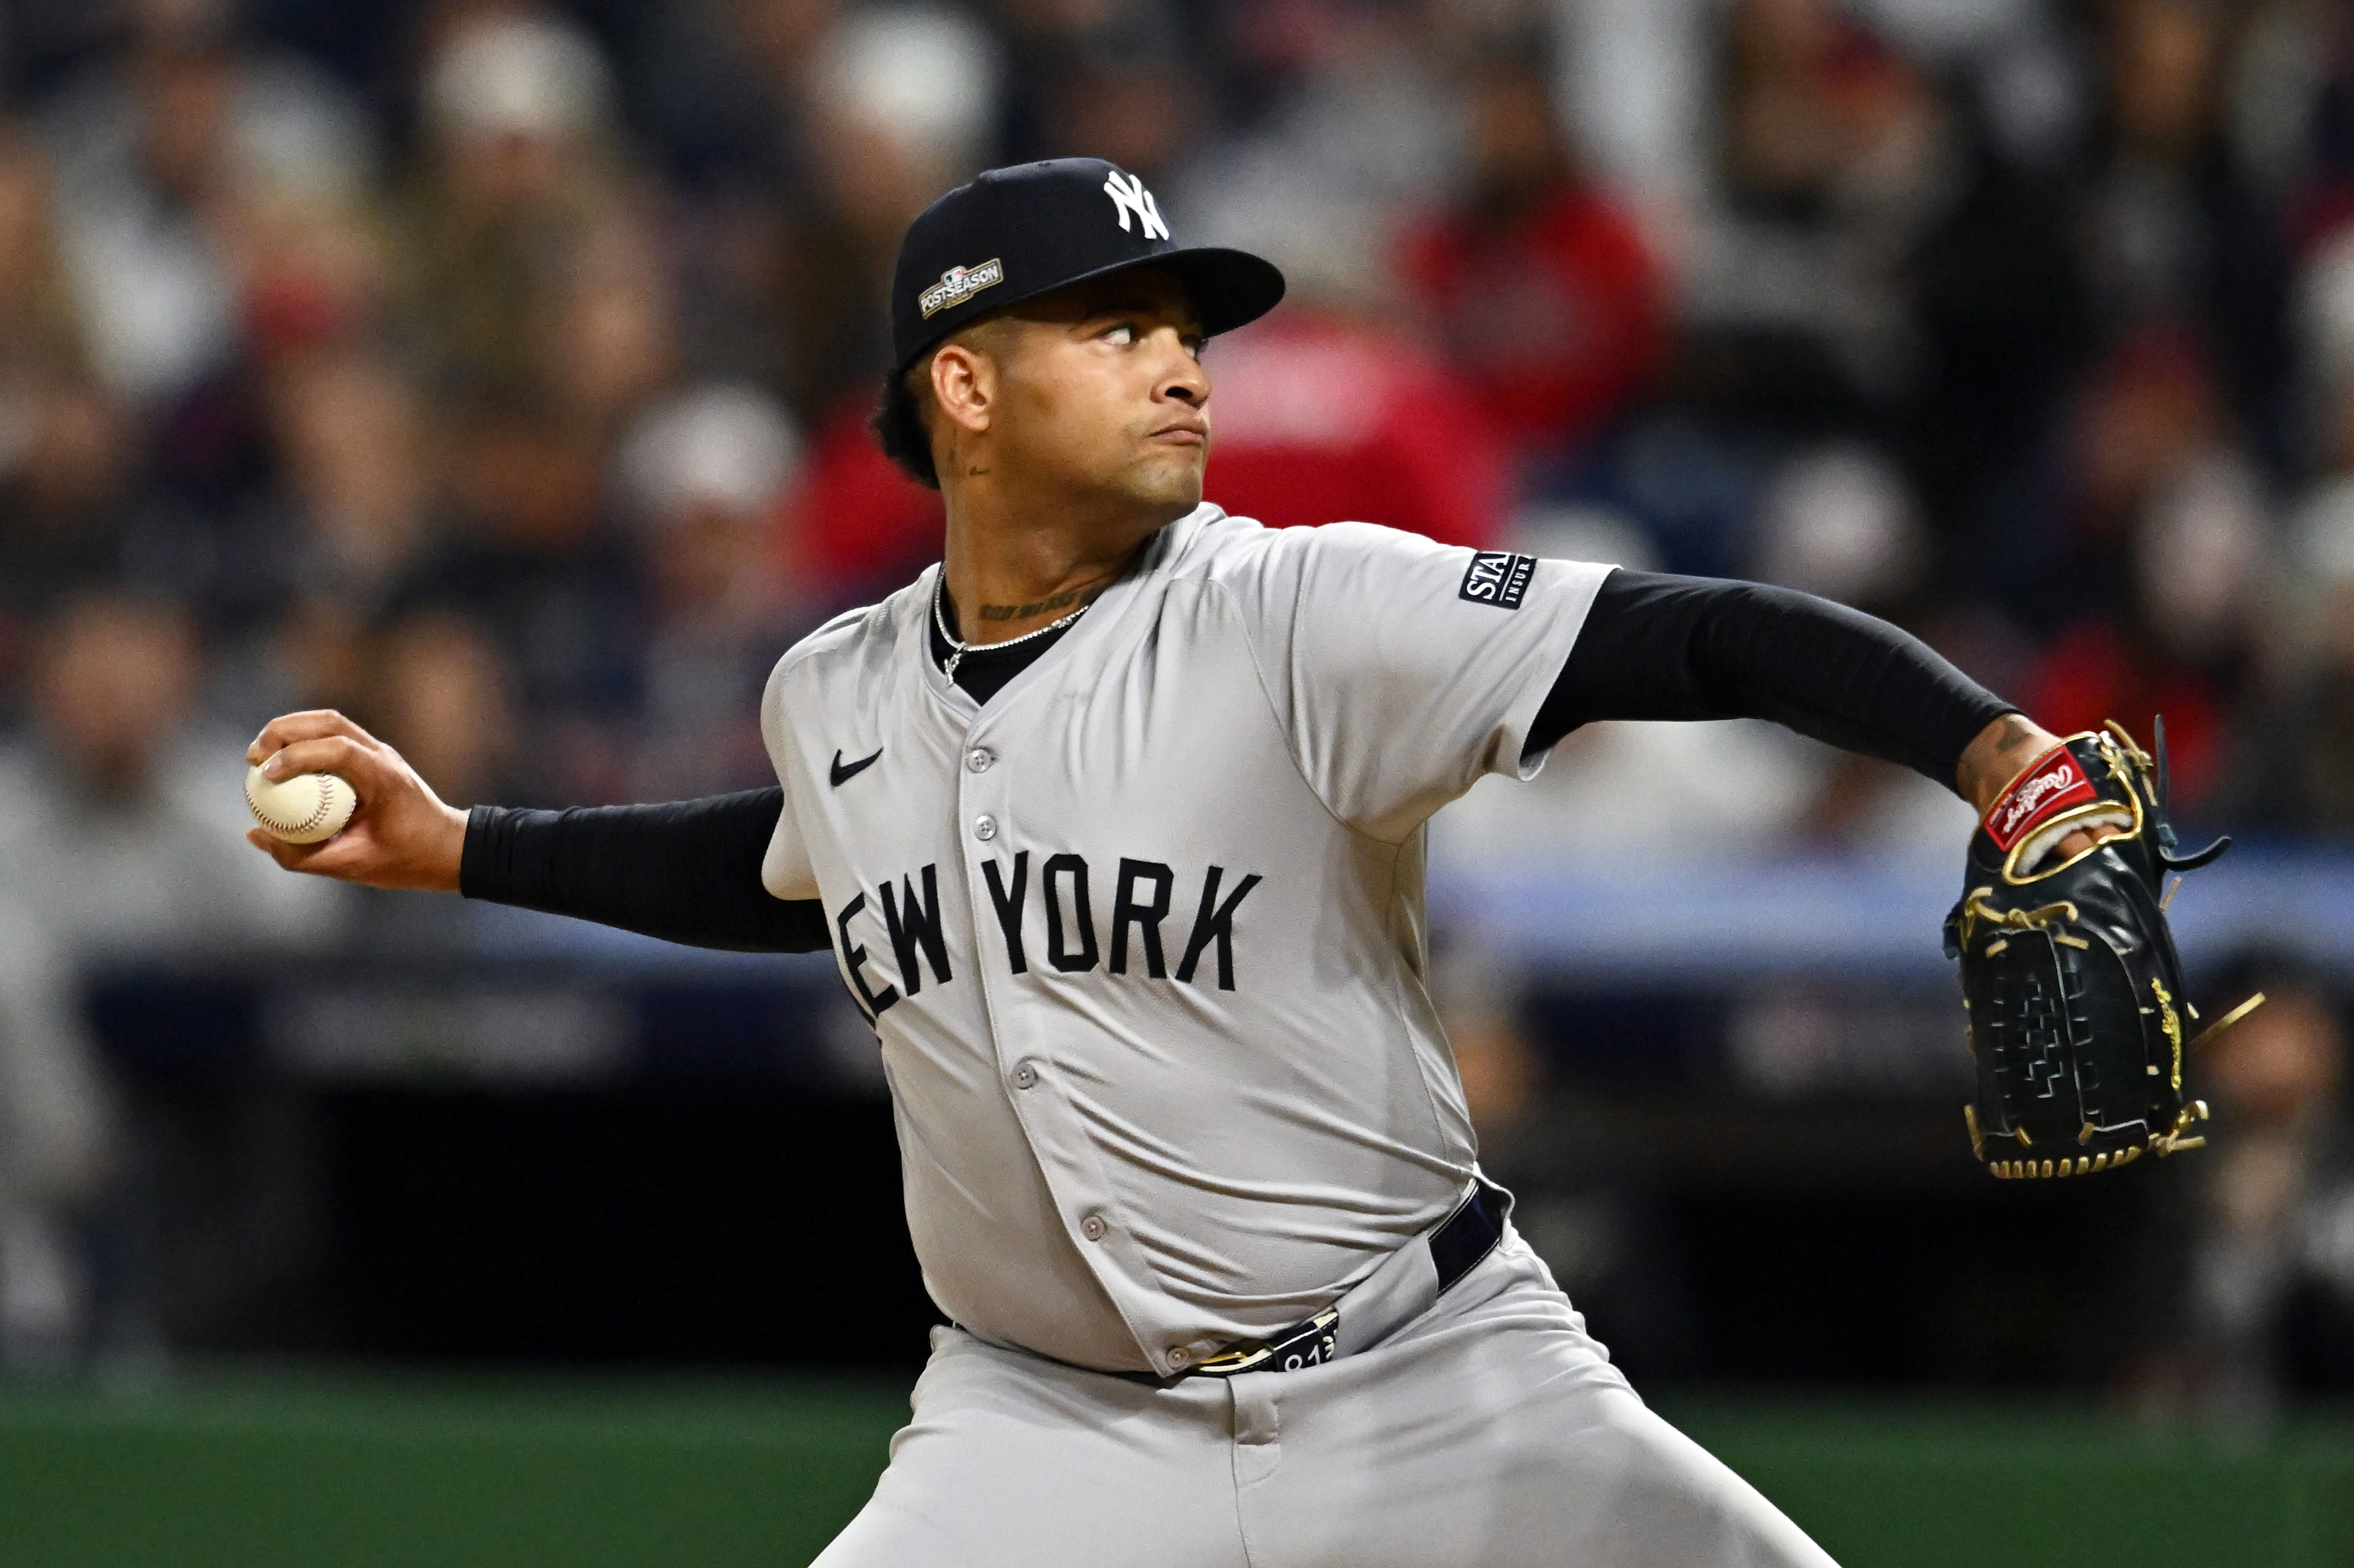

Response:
(830, 747), (884, 787)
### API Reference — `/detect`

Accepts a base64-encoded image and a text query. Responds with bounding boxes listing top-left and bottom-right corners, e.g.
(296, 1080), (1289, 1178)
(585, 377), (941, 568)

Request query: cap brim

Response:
(897, 246), (1286, 371)
(1136, 247), (1288, 337)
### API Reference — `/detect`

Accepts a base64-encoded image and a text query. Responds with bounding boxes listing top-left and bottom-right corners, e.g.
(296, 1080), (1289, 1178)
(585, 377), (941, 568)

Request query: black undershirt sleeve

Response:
(460, 787), (830, 953)
(1531, 570), (2018, 792)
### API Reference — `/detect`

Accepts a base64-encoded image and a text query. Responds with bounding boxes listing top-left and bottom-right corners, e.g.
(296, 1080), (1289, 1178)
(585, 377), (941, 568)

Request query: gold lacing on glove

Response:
(1982, 1103), (2212, 1178)
(2100, 718), (2154, 776)
(1952, 887), (2081, 955)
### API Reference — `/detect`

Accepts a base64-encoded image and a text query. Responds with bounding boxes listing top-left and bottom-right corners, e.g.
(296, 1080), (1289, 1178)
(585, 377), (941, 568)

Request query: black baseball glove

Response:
(1942, 721), (2259, 1180)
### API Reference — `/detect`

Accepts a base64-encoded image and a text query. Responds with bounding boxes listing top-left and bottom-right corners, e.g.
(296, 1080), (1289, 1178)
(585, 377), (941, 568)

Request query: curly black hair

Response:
(870, 367), (940, 490)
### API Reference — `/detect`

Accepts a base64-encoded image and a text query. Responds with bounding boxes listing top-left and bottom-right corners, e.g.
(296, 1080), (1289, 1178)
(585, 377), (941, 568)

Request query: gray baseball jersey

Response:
(759, 504), (1608, 1377)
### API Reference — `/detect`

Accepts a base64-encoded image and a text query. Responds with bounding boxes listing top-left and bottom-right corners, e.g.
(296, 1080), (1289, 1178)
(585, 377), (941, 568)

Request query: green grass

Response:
(1, 1369), (2348, 1567)
(0, 1365), (908, 1568)
(1659, 1396), (2354, 1568)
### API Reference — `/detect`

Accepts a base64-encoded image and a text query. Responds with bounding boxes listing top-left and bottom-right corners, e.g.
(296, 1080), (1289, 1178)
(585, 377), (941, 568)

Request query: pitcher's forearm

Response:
(1534, 571), (2019, 791)
(461, 789), (830, 953)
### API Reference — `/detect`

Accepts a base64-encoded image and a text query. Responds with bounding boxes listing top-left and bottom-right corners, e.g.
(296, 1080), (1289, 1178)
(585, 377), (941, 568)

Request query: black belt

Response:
(1429, 1177), (1511, 1294)
(1183, 1178), (1511, 1379)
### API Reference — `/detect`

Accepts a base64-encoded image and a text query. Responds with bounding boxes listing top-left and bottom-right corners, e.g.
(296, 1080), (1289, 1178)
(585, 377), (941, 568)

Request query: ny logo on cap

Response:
(1103, 170), (1170, 241)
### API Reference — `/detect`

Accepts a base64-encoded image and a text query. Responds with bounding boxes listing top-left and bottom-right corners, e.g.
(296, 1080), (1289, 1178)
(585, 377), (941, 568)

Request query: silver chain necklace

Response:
(933, 575), (1092, 680)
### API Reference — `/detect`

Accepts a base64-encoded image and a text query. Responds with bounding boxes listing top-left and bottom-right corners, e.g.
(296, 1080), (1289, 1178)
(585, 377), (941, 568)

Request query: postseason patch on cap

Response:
(919, 258), (1004, 319)
(1983, 746), (2098, 852)
(1458, 551), (1536, 611)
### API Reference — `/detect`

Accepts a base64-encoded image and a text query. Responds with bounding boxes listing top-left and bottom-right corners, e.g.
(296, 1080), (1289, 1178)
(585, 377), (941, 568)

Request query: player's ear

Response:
(930, 340), (995, 437)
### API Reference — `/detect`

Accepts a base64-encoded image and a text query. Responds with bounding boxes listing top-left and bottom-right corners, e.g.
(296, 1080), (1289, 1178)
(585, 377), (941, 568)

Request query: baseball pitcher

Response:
(248, 159), (2203, 1567)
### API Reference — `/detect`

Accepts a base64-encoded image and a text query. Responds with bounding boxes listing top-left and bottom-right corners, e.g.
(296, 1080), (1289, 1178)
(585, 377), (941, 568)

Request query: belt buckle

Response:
(1189, 1307), (1339, 1377)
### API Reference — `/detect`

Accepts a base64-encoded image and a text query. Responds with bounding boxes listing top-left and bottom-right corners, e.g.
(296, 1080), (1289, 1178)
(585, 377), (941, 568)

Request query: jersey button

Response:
(966, 747), (994, 772)
(973, 814), (997, 841)
(1080, 1213), (1109, 1242)
(1165, 1347), (1190, 1370)
(1011, 1061), (1039, 1090)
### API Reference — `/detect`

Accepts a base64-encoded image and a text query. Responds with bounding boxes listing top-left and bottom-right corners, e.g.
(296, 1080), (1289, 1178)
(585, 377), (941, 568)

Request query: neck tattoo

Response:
(933, 576), (1093, 680)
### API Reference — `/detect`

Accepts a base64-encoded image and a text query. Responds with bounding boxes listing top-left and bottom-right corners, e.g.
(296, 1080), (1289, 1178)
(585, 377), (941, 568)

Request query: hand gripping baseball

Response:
(243, 710), (468, 892)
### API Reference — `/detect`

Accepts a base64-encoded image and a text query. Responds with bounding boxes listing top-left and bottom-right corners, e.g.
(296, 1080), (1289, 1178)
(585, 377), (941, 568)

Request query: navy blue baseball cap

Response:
(889, 158), (1286, 375)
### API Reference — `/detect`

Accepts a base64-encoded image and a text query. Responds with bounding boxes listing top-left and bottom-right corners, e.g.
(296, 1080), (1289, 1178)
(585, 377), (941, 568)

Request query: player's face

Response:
(984, 270), (1211, 517)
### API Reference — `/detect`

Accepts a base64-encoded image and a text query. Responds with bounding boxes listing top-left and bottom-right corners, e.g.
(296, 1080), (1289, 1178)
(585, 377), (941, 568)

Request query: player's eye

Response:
(1101, 322), (1137, 345)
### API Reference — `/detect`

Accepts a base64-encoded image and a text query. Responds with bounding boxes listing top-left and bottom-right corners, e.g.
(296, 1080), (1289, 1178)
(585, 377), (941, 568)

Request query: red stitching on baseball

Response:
(298, 776), (337, 832)
(260, 774), (339, 835)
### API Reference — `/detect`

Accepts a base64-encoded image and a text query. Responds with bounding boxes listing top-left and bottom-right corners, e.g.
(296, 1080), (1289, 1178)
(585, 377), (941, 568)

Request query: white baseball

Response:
(245, 763), (358, 844)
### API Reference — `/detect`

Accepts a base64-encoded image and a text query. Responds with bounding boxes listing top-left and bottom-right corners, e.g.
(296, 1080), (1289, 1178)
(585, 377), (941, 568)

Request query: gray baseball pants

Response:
(811, 1230), (1838, 1567)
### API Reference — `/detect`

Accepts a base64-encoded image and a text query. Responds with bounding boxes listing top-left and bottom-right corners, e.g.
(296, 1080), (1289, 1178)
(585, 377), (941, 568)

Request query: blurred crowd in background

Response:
(1, 0), (2352, 1421)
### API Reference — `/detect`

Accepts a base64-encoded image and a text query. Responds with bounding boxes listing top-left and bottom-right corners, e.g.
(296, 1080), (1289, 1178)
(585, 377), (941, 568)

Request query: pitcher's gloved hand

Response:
(1942, 721), (2260, 1178)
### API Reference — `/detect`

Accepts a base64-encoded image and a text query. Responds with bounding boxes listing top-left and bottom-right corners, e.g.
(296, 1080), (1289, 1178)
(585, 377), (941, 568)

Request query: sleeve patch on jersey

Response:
(1458, 551), (1535, 611)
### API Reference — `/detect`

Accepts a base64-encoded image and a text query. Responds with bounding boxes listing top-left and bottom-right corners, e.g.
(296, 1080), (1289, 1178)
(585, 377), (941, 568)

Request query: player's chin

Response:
(1119, 451), (1206, 512)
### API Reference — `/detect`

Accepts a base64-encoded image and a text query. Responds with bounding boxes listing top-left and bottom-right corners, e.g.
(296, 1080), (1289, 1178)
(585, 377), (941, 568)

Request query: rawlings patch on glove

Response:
(1942, 721), (2261, 1180)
